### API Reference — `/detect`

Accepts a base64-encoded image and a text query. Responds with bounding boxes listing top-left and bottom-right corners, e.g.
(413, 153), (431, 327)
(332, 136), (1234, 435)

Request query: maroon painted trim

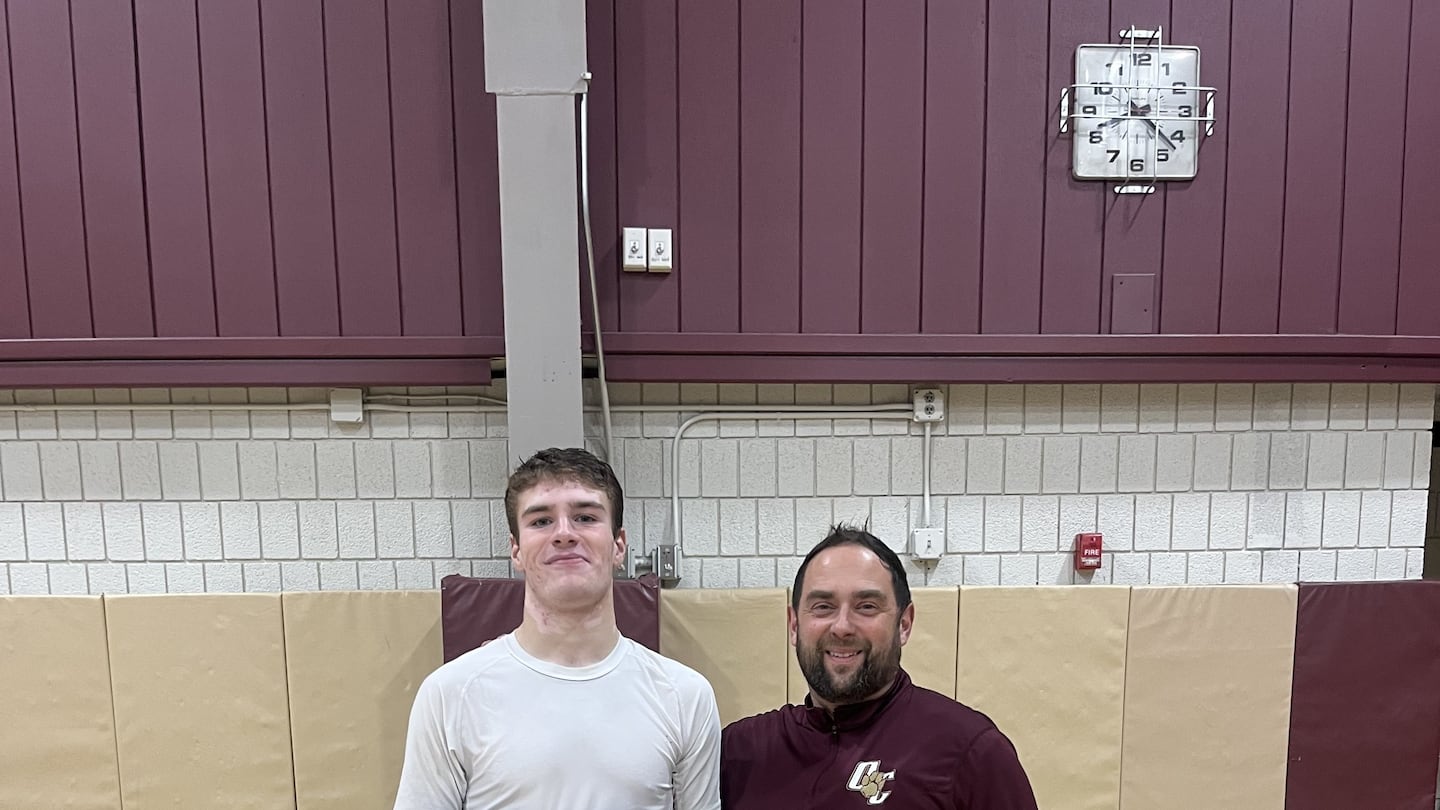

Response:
(0, 358), (491, 388)
(0, 337), (501, 360)
(598, 332), (1440, 358)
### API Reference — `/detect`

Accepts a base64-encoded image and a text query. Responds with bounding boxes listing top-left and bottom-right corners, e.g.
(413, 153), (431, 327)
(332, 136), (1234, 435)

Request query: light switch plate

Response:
(622, 227), (647, 271)
(648, 228), (673, 272)
(910, 527), (944, 561)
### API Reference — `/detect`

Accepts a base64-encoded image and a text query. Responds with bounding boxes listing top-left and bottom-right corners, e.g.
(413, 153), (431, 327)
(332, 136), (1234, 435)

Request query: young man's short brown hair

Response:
(503, 447), (624, 538)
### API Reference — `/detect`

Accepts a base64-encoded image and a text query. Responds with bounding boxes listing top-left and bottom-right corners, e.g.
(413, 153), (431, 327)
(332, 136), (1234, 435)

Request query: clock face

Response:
(1072, 45), (1201, 181)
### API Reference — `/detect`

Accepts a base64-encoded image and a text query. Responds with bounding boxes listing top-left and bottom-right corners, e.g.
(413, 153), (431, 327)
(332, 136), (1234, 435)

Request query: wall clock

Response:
(1060, 27), (1217, 193)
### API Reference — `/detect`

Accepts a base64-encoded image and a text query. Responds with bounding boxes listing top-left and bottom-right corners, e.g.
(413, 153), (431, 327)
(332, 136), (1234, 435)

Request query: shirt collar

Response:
(800, 668), (912, 732)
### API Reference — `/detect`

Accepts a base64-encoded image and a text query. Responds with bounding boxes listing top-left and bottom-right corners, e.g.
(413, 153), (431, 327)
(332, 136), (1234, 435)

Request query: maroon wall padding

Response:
(439, 575), (661, 663)
(1285, 581), (1440, 810)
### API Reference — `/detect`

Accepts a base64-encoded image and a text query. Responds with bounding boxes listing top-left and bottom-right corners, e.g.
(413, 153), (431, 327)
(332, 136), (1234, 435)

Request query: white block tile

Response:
(119, 442), (163, 500)
(756, 384), (795, 405)
(1366, 384), (1399, 429)
(794, 499), (833, 552)
(777, 439), (816, 497)
(1176, 384), (1215, 432)
(1058, 494), (1097, 540)
(0, 442), (42, 500)
(676, 440), (701, 498)
(962, 554), (1001, 585)
(393, 442), (432, 498)
(297, 501), (339, 558)
(1138, 385), (1177, 432)
(1290, 383), (1331, 430)
(1154, 434), (1194, 492)
(1268, 432), (1308, 490)
(931, 437), (966, 495)
(1036, 553), (1075, 585)
(77, 442), (122, 501)
(1389, 490), (1428, 548)
(870, 499), (909, 553)
(1252, 384), (1291, 431)
(1100, 385), (1139, 432)
(1299, 549), (1337, 582)
(999, 554), (1038, 585)
(945, 496), (984, 553)
(281, 561), (320, 591)
(1116, 434), (1156, 493)
(1079, 435), (1117, 493)
(242, 562), (281, 592)
(947, 385), (985, 435)
(1061, 385), (1100, 433)
(164, 563), (204, 593)
(23, 503), (65, 560)
(1358, 491), (1391, 547)
(1344, 432), (1384, 489)
(1024, 385), (1062, 433)
(1188, 551), (1224, 584)
(701, 440), (740, 497)
(172, 408), (212, 440)
(1110, 553), (1149, 584)
(1412, 442), (1432, 489)
(681, 500), (719, 556)
(982, 496), (1021, 552)
(220, 501), (261, 559)
(358, 560), (398, 590)
(271, 441), (316, 499)
(1322, 491), (1361, 548)
(24, 560), (62, 594)
(1192, 434), (1232, 491)
(290, 411), (330, 440)
(1148, 552), (1186, 585)
(1170, 493), (1210, 550)
(87, 563), (128, 594)
(140, 503), (184, 561)
(1097, 495), (1134, 551)
(152, 442), (199, 501)
(414, 501), (453, 558)
(198, 442), (241, 500)
(624, 439), (664, 498)
(720, 500), (757, 556)
(39, 442), (83, 500)
(432, 441), (471, 499)
(311, 441), (355, 499)
(757, 499), (795, 556)
(1213, 384), (1254, 431)
(738, 557), (776, 588)
(815, 439), (854, 497)
(1004, 437), (1042, 494)
(1133, 494), (1172, 551)
(1382, 432), (1415, 489)
(1247, 492), (1285, 549)
(1021, 496), (1058, 551)
(16, 410), (57, 439)
(489, 502), (513, 557)
(64, 503), (105, 561)
(435, 559), (471, 583)
(180, 502), (222, 560)
(127, 562), (166, 594)
(376, 501), (416, 558)
(927, 556), (964, 586)
(259, 502), (300, 559)
(1375, 548), (1408, 580)
(0, 504), (22, 560)
(1406, 549), (1424, 579)
(1230, 433), (1271, 490)
(317, 560), (359, 591)
(1329, 383), (1368, 429)
(236, 443), (278, 500)
(103, 503), (144, 561)
(1284, 492), (1324, 549)
(890, 437), (923, 496)
(368, 410), (409, 439)
(335, 501), (377, 559)
(1208, 492), (1248, 550)
(355, 442), (396, 499)
(7, 563), (46, 594)
(1261, 550), (1299, 583)
(1224, 551), (1262, 583)
(449, 411), (487, 439)
(1305, 432), (1346, 489)
(1336, 548), (1377, 581)
(985, 386), (1024, 434)
(701, 557), (739, 589)
(1396, 384), (1436, 428)
(1042, 436), (1080, 493)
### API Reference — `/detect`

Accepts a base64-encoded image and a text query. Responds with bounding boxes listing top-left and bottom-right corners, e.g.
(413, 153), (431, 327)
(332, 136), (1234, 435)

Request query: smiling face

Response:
(790, 543), (913, 712)
(509, 477), (627, 611)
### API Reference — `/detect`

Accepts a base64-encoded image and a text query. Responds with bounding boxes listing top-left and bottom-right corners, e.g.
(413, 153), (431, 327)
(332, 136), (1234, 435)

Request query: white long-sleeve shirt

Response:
(393, 633), (722, 810)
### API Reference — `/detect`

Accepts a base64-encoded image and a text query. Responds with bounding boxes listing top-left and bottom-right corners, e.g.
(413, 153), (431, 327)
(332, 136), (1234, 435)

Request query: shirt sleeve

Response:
(392, 673), (468, 810)
(673, 675), (723, 810)
(954, 727), (1039, 810)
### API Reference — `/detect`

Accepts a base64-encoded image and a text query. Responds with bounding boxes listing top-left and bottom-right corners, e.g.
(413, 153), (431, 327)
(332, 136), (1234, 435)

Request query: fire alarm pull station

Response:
(1074, 533), (1103, 571)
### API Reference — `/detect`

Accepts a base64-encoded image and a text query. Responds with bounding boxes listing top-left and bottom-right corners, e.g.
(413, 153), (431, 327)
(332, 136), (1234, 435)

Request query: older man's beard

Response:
(798, 630), (903, 707)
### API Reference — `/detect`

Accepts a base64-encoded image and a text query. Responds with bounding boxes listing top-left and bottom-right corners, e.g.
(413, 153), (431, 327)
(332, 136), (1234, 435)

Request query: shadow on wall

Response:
(1426, 432), (1439, 580)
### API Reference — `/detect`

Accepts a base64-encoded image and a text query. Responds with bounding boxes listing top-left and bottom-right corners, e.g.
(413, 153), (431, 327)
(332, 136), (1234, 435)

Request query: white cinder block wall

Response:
(0, 382), (1433, 595)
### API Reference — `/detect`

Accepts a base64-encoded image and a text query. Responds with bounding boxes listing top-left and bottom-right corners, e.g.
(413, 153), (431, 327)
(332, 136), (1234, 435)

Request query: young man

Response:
(721, 525), (1037, 809)
(394, 447), (722, 809)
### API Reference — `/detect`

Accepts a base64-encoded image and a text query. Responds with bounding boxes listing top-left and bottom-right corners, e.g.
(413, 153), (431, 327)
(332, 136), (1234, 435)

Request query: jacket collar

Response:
(800, 668), (912, 733)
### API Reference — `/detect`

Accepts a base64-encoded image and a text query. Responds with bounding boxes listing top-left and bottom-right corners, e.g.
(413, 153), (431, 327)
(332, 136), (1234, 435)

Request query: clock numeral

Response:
(1093, 82), (1113, 96)
(1129, 158), (1146, 173)
(1162, 62), (1171, 76)
(1172, 81), (1187, 95)
(1171, 129), (1186, 142)
(1131, 52), (1153, 66)
(1106, 149), (1121, 164)
(1157, 149), (1170, 162)
(1089, 130), (1104, 144)
(1082, 105), (1098, 115)
(1179, 105), (1194, 117)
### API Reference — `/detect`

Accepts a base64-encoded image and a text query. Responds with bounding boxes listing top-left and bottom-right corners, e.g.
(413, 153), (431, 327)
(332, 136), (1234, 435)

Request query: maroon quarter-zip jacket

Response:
(720, 670), (1038, 810)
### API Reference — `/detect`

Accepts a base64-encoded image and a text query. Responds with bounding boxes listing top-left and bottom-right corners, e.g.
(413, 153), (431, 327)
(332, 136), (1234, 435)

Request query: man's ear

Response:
(897, 601), (915, 646)
(509, 534), (519, 567)
(612, 528), (628, 570)
(787, 605), (799, 648)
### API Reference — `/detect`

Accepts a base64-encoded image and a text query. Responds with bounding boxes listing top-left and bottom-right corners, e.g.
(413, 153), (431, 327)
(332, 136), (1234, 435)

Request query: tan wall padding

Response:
(0, 596), (122, 810)
(786, 587), (960, 704)
(660, 588), (789, 725)
(1120, 586), (1297, 810)
(106, 594), (296, 809)
(957, 586), (1131, 810)
(284, 590), (442, 810)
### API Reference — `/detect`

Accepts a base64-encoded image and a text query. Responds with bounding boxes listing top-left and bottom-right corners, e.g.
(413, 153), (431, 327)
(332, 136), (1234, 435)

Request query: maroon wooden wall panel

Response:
(325, 0), (402, 336)
(9, 0), (92, 338)
(980, 0), (1048, 333)
(860, 1), (925, 334)
(1099, 0), (1170, 335)
(389, 0), (463, 338)
(72, 0), (153, 339)
(136, 0), (217, 338)
(919, 0), (984, 334)
(262, 0), (339, 337)
(1336, 0), (1409, 336)
(453, 0), (505, 338)
(1040, 0), (1107, 334)
(1217, 0), (1290, 334)
(677, 0), (740, 333)
(579, 0), (618, 334)
(615, 0), (678, 333)
(1397, 0), (1440, 337)
(800, 0), (862, 334)
(1160, 0), (1230, 333)
(1277, 0), (1349, 334)
(0, 5), (27, 339)
(738, 0), (801, 333)
(199, 0), (278, 338)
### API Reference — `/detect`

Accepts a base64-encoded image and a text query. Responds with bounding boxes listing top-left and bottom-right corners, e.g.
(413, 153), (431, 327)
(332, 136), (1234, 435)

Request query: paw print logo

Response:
(845, 760), (897, 805)
(858, 769), (890, 799)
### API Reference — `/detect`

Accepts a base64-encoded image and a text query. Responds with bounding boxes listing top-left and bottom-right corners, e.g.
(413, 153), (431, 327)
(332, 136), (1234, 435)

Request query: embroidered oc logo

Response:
(845, 760), (896, 805)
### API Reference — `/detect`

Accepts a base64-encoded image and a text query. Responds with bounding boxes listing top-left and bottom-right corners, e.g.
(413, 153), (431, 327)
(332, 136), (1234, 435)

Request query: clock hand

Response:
(1138, 117), (1175, 149)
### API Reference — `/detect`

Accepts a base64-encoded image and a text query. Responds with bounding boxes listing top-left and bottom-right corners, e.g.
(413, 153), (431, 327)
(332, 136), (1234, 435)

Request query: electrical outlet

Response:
(912, 388), (945, 422)
(910, 528), (944, 561)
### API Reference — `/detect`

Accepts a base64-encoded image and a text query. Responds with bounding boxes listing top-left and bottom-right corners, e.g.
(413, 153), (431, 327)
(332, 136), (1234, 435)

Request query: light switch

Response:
(622, 227), (647, 271)
(648, 228), (673, 272)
